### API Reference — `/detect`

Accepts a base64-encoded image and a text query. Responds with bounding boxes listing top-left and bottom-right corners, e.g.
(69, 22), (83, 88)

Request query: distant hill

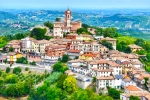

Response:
(0, 11), (17, 20)
(0, 9), (150, 40)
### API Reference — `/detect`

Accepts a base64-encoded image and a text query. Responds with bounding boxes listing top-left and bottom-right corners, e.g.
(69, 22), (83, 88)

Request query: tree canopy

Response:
(44, 21), (54, 29)
(108, 88), (120, 99)
(102, 40), (113, 50)
(129, 95), (140, 100)
(63, 76), (77, 93)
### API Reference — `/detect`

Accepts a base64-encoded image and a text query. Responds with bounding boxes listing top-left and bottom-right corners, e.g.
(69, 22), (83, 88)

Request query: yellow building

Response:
(16, 52), (23, 59)
(122, 61), (132, 75)
(79, 52), (100, 61)
(82, 34), (93, 42)
(129, 44), (142, 52)
(7, 52), (16, 64)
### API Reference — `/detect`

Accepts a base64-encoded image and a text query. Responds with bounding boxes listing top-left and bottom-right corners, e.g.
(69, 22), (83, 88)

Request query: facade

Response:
(45, 45), (66, 57)
(7, 52), (17, 64)
(129, 44), (142, 52)
(67, 49), (80, 59)
(53, 8), (82, 37)
(121, 76), (136, 88)
(21, 37), (34, 52)
(5, 40), (21, 52)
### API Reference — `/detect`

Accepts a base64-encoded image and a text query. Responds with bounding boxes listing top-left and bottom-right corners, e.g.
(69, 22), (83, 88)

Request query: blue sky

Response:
(0, 0), (150, 9)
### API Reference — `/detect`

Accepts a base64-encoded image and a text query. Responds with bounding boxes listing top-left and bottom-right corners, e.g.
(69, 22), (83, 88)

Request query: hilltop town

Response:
(0, 9), (150, 100)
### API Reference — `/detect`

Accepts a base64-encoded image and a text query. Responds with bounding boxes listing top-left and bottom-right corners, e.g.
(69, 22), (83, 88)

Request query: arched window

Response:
(68, 15), (70, 18)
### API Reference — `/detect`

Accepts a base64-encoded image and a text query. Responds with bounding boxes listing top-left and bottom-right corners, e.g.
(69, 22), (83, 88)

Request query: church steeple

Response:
(65, 8), (72, 27)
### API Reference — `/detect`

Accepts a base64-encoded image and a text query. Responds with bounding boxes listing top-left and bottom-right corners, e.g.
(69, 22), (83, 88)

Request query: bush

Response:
(25, 67), (29, 71)
(6, 67), (10, 73)
(108, 88), (120, 99)
(6, 74), (18, 84)
(13, 67), (22, 74)
(30, 61), (36, 65)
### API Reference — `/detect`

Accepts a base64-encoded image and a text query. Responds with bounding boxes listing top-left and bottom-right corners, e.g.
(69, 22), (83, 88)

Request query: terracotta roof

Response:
(129, 44), (142, 49)
(122, 61), (130, 65)
(96, 76), (114, 80)
(124, 85), (141, 91)
(68, 50), (80, 53)
(121, 91), (150, 99)
(89, 59), (121, 67)
(92, 68), (113, 72)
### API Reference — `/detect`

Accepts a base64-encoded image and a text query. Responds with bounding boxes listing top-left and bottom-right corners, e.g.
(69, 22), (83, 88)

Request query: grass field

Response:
(116, 36), (137, 45)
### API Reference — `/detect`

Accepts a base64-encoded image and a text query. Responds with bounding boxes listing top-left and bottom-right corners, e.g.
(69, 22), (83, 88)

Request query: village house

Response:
(27, 52), (42, 62)
(45, 44), (66, 57)
(53, 8), (82, 37)
(129, 44), (142, 52)
(96, 76), (115, 92)
(121, 91), (150, 100)
(121, 76), (136, 88)
(0, 55), (7, 64)
(66, 34), (77, 39)
(32, 39), (51, 55)
(124, 85), (142, 93)
(79, 51), (100, 61)
(88, 59), (122, 77)
(21, 37), (35, 52)
(5, 40), (21, 52)
(67, 49), (81, 59)
(67, 59), (85, 69)
(7, 52), (17, 64)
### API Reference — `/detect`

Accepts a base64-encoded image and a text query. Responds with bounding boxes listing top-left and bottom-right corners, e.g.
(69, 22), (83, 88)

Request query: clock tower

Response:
(65, 8), (72, 27)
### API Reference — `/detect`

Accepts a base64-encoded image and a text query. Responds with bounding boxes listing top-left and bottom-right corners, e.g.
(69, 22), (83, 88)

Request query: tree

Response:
(77, 28), (88, 35)
(124, 47), (132, 53)
(129, 95), (140, 100)
(44, 21), (54, 29)
(6, 74), (18, 84)
(135, 39), (144, 47)
(0, 71), (2, 76)
(53, 63), (63, 72)
(30, 61), (36, 65)
(102, 40), (113, 50)
(25, 67), (29, 71)
(61, 54), (69, 63)
(13, 67), (22, 74)
(30, 28), (46, 40)
(56, 74), (68, 89)
(0, 77), (4, 86)
(9, 46), (14, 52)
(146, 53), (150, 61)
(108, 88), (120, 99)
(82, 23), (90, 29)
(3, 59), (7, 64)
(6, 67), (10, 73)
(63, 76), (77, 93)
(55, 18), (61, 22)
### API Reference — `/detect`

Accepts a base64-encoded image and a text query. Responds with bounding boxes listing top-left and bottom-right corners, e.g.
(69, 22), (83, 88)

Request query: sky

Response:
(0, 0), (150, 10)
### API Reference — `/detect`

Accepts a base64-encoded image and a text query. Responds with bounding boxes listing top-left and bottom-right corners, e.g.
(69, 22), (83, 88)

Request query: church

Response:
(53, 8), (82, 37)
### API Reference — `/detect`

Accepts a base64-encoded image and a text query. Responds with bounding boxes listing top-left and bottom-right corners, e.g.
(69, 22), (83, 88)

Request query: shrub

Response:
(6, 74), (18, 84)
(6, 67), (10, 73)
(25, 67), (29, 71)
(108, 88), (120, 99)
(13, 67), (22, 74)
(30, 61), (36, 65)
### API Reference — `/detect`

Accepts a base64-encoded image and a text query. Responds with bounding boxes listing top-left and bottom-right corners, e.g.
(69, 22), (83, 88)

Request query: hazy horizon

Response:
(0, 0), (150, 10)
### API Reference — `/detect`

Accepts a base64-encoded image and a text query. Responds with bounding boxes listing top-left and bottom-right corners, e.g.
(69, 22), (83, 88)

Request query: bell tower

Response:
(65, 8), (72, 27)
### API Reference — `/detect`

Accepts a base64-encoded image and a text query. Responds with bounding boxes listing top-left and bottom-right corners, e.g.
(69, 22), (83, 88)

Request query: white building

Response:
(121, 76), (136, 88)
